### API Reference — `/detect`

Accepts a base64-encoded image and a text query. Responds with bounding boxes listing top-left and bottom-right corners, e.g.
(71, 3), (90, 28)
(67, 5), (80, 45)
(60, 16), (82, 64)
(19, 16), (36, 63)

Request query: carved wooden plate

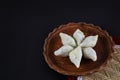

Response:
(43, 22), (115, 76)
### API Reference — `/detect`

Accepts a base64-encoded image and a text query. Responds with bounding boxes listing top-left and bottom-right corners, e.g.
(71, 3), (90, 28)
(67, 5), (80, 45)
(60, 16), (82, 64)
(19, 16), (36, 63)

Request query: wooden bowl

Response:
(43, 22), (115, 76)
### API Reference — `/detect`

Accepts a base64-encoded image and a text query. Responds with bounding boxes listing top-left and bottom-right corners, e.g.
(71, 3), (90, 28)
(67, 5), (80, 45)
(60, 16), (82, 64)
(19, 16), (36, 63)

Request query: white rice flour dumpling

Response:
(54, 45), (73, 57)
(73, 29), (85, 45)
(83, 47), (97, 61)
(69, 46), (82, 68)
(59, 33), (76, 47)
(80, 35), (98, 47)
(54, 29), (98, 68)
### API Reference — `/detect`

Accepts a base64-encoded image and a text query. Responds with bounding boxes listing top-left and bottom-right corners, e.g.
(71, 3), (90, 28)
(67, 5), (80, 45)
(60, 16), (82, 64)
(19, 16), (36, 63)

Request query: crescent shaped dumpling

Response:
(69, 46), (82, 68)
(80, 35), (98, 47)
(73, 29), (85, 45)
(60, 33), (76, 47)
(83, 47), (97, 61)
(54, 45), (73, 57)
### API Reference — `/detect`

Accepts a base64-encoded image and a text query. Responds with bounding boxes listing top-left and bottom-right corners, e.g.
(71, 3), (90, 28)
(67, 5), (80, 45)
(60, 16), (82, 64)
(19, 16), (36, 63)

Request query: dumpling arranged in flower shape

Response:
(54, 29), (98, 68)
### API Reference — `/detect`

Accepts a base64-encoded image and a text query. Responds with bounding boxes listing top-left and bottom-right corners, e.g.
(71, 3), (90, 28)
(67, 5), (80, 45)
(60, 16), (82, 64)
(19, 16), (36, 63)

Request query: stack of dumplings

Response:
(54, 29), (98, 68)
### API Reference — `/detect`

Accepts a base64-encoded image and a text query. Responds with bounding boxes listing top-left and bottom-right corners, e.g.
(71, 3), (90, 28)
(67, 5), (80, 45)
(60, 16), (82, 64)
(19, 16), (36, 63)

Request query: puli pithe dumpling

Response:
(83, 47), (97, 61)
(54, 45), (73, 57)
(69, 46), (82, 68)
(80, 35), (98, 47)
(73, 29), (85, 45)
(60, 33), (76, 47)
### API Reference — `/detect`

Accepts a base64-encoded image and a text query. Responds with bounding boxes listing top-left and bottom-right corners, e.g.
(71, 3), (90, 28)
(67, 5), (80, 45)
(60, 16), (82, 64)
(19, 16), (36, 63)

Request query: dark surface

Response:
(0, 0), (120, 80)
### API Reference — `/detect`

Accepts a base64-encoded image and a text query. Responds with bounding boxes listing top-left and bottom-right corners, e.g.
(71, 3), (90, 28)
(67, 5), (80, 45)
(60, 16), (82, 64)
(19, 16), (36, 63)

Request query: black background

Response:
(1, 0), (120, 80)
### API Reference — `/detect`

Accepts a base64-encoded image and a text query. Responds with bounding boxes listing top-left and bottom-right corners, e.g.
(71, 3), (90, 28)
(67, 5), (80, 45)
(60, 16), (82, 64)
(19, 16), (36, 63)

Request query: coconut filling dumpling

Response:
(83, 47), (97, 61)
(54, 45), (73, 57)
(54, 29), (98, 68)
(73, 29), (85, 45)
(80, 35), (98, 47)
(59, 33), (76, 47)
(69, 46), (82, 68)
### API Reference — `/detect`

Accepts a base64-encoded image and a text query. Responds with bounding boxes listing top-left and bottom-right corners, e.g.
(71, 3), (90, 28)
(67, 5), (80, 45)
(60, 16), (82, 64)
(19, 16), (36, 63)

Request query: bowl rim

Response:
(43, 22), (115, 76)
